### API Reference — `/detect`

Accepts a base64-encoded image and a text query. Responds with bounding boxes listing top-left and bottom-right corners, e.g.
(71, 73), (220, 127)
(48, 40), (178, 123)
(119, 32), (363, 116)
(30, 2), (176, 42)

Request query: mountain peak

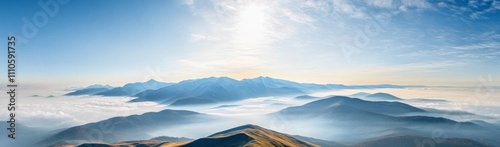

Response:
(145, 79), (160, 83)
(208, 124), (262, 137)
(187, 124), (317, 147)
(252, 76), (277, 81)
(255, 76), (270, 79)
(85, 84), (113, 89)
(72, 124), (320, 147)
(366, 92), (402, 100)
(194, 76), (236, 81)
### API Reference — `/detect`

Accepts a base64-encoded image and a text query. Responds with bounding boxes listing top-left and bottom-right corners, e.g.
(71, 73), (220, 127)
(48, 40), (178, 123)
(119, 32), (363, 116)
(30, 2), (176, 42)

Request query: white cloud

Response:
(366, 0), (394, 8)
(281, 9), (316, 26)
(452, 41), (499, 50)
(5, 95), (166, 129)
(190, 33), (208, 42)
(365, 60), (465, 75)
(437, 2), (448, 8)
(434, 0), (500, 19)
(178, 0), (324, 78)
(399, 0), (433, 11)
(331, 0), (367, 18)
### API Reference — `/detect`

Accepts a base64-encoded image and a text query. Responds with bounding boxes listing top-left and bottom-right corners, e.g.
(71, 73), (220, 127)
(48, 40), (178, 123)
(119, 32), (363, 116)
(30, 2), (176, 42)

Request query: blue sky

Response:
(1, 0), (499, 87)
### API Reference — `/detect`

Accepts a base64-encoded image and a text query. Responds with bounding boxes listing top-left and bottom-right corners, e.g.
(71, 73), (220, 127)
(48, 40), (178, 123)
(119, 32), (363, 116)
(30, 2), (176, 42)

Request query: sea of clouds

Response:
(1, 86), (499, 131)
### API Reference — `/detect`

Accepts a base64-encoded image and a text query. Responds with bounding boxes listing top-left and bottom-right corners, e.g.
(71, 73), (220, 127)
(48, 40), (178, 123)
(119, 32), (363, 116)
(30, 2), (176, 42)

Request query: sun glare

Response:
(236, 5), (267, 44)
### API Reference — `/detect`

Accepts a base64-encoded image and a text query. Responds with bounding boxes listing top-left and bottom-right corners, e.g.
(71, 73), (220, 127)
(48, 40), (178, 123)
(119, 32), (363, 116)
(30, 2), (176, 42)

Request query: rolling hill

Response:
(65, 85), (113, 96)
(352, 135), (490, 147)
(272, 96), (497, 145)
(65, 77), (409, 106)
(96, 79), (172, 96)
(39, 109), (216, 147)
(74, 124), (320, 147)
(365, 92), (402, 100)
(130, 77), (317, 105)
(183, 124), (318, 147)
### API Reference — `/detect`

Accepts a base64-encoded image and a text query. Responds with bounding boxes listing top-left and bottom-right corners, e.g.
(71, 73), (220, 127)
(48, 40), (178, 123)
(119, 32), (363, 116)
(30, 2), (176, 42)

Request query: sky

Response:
(1, 0), (500, 88)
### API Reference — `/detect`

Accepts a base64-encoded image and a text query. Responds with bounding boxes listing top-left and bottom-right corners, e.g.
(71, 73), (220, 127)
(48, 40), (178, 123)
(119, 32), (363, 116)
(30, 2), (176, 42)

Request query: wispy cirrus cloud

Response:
(174, 0), (500, 85)
(436, 0), (500, 19)
(8, 96), (166, 129)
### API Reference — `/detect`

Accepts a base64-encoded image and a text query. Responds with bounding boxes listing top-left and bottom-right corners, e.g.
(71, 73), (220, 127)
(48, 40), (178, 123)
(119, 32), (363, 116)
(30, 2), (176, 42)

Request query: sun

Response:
(235, 5), (267, 44)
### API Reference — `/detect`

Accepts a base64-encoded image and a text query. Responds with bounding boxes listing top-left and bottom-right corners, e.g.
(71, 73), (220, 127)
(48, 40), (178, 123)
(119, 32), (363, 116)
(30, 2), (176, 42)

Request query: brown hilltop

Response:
(75, 124), (318, 147)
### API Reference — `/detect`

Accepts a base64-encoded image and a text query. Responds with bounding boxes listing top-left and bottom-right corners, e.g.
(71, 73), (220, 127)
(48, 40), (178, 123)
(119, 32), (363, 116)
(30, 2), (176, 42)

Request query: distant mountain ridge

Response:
(39, 109), (216, 147)
(275, 96), (483, 129)
(365, 92), (403, 100)
(75, 124), (320, 147)
(272, 96), (496, 145)
(41, 95), (498, 146)
(96, 79), (172, 96)
(65, 124), (488, 147)
(183, 124), (318, 147)
(65, 77), (410, 106)
(131, 76), (314, 105)
(65, 84), (114, 96)
(278, 96), (424, 117)
(350, 92), (403, 101)
(352, 135), (490, 147)
(65, 80), (171, 97)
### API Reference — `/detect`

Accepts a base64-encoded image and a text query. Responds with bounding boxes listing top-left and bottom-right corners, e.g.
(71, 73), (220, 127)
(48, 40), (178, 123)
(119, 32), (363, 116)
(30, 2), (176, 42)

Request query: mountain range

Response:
(62, 124), (489, 147)
(350, 92), (403, 101)
(39, 95), (500, 147)
(272, 96), (498, 145)
(75, 124), (333, 147)
(65, 84), (114, 96)
(65, 76), (408, 105)
(53, 77), (499, 146)
(96, 79), (172, 96)
(39, 109), (216, 147)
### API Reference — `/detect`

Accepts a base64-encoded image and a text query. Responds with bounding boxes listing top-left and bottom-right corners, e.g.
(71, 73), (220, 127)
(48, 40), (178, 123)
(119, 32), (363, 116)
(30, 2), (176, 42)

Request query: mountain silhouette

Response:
(39, 109), (216, 147)
(95, 79), (172, 96)
(278, 96), (424, 117)
(65, 77), (410, 106)
(272, 96), (496, 145)
(364, 92), (403, 100)
(65, 84), (113, 96)
(352, 135), (489, 147)
(76, 124), (319, 147)
(131, 77), (313, 105)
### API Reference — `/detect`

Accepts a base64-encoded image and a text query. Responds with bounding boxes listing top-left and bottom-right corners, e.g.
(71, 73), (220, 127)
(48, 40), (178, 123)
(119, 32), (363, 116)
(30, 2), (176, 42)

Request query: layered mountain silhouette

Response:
(39, 109), (216, 147)
(349, 92), (371, 98)
(75, 124), (320, 147)
(272, 96), (498, 145)
(96, 79), (172, 96)
(150, 136), (193, 142)
(183, 124), (318, 147)
(57, 77), (499, 146)
(275, 96), (485, 129)
(352, 135), (489, 147)
(277, 96), (424, 117)
(130, 77), (409, 105)
(41, 95), (498, 146)
(65, 84), (113, 96)
(65, 80), (171, 97)
(293, 135), (347, 147)
(350, 92), (403, 101)
(130, 77), (317, 105)
(365, 92), (402, 100)
(65, 77), (408, 105)
(294, 95), (321, 99)
(64, 124), (489, 147)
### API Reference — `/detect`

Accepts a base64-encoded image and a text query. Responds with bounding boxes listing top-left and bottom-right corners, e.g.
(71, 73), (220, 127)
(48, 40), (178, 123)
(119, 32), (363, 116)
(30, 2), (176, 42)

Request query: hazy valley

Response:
(1, 77), (499, 147)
